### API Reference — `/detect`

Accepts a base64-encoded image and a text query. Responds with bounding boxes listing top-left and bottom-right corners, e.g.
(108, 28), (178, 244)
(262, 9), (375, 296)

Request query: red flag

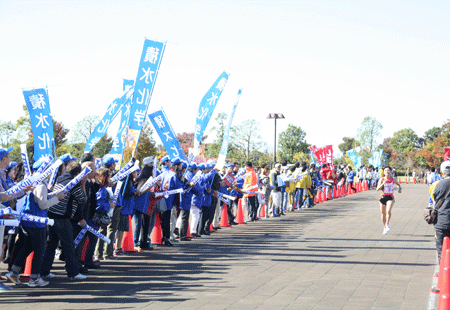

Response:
(445, 147), (450, 161)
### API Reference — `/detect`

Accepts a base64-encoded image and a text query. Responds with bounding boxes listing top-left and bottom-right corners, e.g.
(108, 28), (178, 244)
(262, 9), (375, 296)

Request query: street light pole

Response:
(266, 113), (285, 166)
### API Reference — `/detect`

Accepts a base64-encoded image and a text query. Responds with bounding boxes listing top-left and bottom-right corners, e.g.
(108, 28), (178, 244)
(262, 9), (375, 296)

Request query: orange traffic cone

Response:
(420, 178), (423, 184)
(260, 203), (266, 218)
(220, 202), (231, 228)
(438, 288), (450, 310)
(186, 224), (191, 238)
(151, 212), (163, 245)
(23, 252), (33, 276)
(123, 215), (136, 252)
(432, 237), (450, 294)
(236, 199), (246, 224)
(413, 178), (416, 184)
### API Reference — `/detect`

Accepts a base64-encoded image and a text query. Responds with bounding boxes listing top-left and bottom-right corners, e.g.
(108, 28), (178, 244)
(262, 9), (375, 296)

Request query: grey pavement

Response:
(1, 184), (437, 309)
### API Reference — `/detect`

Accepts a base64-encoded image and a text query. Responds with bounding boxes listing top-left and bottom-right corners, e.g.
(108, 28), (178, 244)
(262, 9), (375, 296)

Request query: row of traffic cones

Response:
(431, 236), (450, 309)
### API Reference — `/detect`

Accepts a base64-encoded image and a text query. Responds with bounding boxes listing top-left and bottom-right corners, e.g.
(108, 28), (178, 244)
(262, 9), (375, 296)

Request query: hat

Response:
(188, 163), (197, 170)
(59, 153), (76, 163)
(161, 156), (170, 163)
(33, 157), (47, 170)
(228, 164), (234, 168)
(275, 163), (281, 168)
(197, 163), (206, 170)
(7, 162), (17, 170)
(171, 158), (181, 166)
(143, 156), (154, 166)
(181, 162), (187, 169)
(0, 147), (13, 161)
(102, 155), (118, 167)
(441, 161), (450, 176)
(207, 159), (216, 166)
(205, 163), (212, 169)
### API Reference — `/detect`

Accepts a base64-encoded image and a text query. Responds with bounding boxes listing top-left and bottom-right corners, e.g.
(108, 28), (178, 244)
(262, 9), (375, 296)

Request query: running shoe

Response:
(28, 278), (49, 287)
(385, 224), (390, 233)
(42, 273), (56, 279)
(5, 272), (20, 284)
(383, 227), (388, 235)
(69, 273), (87, 280)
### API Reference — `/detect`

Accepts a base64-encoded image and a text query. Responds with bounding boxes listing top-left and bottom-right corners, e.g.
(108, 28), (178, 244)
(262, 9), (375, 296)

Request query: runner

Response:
(376, 166), (402, 234)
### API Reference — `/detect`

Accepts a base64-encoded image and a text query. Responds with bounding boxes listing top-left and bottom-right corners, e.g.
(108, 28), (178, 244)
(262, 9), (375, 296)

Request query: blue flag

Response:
(22, 88), (55, 161)
(84, 87), (133, 152)
(110, 80), (134, 167)
(216, 88), (242, 169)
(148, 109), (187, 161)
(126, 39), (166, 150)
(347, 149), (358, 167)
(192, 71), (229, 155)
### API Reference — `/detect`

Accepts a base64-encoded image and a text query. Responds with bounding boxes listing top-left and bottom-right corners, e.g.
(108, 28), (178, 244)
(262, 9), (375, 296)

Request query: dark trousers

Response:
(179, 209), (190, 238)
(41, 218), (78, 278)
(208, 197), (217, 228)
(199, 206), (211, 233)
(248, 196), (257, 221)
(84, 232), (98, 266)
(4, 233), (17, 264)
(161, 209), (171, 240)
(12, 226), (46, 278)
(9, 229), (25, 271)
(436, 228), (450, 263)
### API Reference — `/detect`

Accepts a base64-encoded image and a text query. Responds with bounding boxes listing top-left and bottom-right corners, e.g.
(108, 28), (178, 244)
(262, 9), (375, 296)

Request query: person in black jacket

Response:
(40, 162), (88, 280)
(433, 161), (450, 263)
(75, 160), (100, 272)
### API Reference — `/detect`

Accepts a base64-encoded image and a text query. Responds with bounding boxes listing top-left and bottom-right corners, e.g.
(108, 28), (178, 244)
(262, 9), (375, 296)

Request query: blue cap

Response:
(102, 155), (118, 167)
(228, 164), (234, 168)
(205, 163), (211, 169)
(33, 157), (47, 170)
(181, 162), (187, 169)
(161, 156), (170, 163)
(7, 162), (17, 170)
(59, 153), (77, 163)
(171, 158), (181, 166)
(188, 163), (197, 170)
(136, 168), (142, 175)
(0, 147), (13, 161)
(197, 163), (206, 170)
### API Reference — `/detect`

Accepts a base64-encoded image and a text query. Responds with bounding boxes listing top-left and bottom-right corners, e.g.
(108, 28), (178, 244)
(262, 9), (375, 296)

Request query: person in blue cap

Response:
(6, 159), (66, 288)
(159, 156), (185, 246)
(177, 162), (200, 241)
(190, 163), (206, 238)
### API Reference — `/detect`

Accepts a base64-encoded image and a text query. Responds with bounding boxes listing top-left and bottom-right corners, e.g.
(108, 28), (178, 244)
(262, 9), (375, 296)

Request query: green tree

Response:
(278, 124), (309, 163)
(205, 112), (228, 159)
(0, 120), (16, 147)
(231, 119), (264, 162)
(338, 137), (356, 154)
(424, 126), (442, 143)
(70, 115), (101, 144)
(389, 128), (419, 155)
(357, 116), (383, 152)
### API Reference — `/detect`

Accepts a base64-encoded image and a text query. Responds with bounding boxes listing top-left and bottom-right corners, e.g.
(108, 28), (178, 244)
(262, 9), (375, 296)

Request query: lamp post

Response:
(266, 113), (285, 165)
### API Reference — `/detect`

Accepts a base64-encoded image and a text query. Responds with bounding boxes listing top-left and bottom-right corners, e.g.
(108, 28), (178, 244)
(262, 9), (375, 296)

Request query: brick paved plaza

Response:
(1, 184), (437, 309)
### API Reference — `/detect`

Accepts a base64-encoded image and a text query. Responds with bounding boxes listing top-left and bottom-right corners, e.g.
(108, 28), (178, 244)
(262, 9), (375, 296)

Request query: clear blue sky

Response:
(1, 0), (449, 157)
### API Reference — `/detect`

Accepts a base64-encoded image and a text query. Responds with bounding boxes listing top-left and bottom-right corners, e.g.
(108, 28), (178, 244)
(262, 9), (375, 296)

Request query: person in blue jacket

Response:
(115, 170), (137, 255)
(6, 159), (66, 287)
(190, 163), (205, 238)
(347, 166), (357, 193)
(199, 164), (213, 235)
(178, 162), (198, 241)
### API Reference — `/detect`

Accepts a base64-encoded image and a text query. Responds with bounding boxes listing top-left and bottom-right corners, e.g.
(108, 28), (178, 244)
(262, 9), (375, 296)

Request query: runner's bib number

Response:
(384, 183), (394, 194)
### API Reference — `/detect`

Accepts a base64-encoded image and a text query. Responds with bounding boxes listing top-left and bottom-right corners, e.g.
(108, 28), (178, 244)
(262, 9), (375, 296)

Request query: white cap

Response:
(143, 157), (154, 166)
(441, 161), (450, 176)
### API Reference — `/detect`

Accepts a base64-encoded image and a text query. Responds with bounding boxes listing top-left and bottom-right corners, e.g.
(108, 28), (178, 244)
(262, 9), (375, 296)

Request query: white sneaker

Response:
(42, 273), (56, 279)
(385, 224), (390, 232)
(69, 273), (87, 280)
(28, 278), (49, 287)
(383, 227), (387, 235)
